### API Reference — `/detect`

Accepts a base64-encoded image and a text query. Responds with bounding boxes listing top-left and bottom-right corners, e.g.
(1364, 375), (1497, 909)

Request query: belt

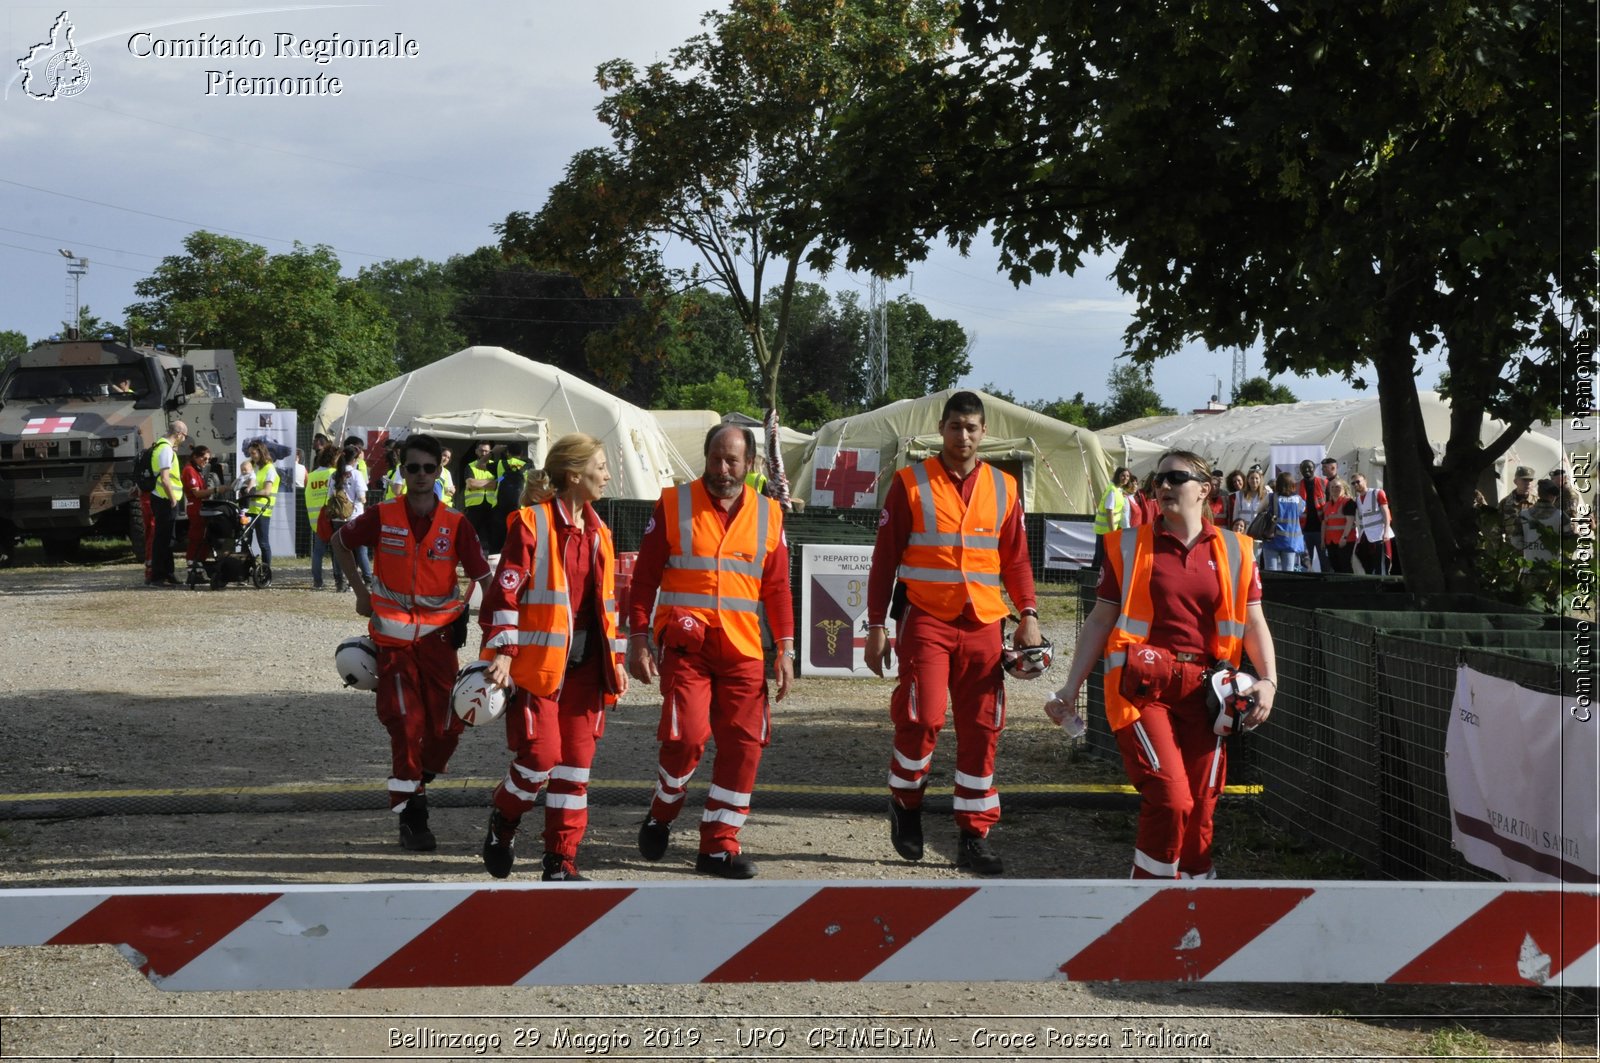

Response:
(1173, 651), (1205, 663)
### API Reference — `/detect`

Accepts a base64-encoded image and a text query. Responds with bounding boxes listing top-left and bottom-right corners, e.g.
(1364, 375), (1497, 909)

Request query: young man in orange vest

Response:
(333, 433), (492, 852)
(865, 391), (1042, 876)
(626, 424), (795, 879)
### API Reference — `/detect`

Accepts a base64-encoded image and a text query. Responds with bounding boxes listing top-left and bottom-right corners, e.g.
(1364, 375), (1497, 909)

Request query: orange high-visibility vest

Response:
(1101, 525), (1254, 732)
(367, 500), (467, 646)
(654, 480), (782, 660)
(486, 501), (625, 701)
(1322, 499), (1356, 545)
(895, 457), (1016, 624)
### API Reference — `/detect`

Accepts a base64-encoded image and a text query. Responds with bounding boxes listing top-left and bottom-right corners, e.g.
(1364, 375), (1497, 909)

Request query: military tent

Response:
(792, 389), (1111, 514)
(335, 346), (691, 499)
(1101, 391), (1562, 500)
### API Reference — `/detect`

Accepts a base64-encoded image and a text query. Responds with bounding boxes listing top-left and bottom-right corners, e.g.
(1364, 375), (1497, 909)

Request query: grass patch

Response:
(1423, 1024), (1497, 1059)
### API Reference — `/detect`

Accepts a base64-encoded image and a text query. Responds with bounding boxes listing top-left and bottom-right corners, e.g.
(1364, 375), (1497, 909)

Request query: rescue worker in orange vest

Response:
(479, 433), (628, 882)
(1051, 449), (1279, 879)
(333, 433), (492, 852)
(865, 391), (1043, 876)
(627, 424), (795, 880)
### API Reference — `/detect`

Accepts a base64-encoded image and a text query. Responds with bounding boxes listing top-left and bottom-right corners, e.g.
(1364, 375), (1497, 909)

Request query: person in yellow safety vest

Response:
(305, 445), (342, 590)
(437, 446), (456, 508)
(744, 467), (768, 494)
(1052, 449), (1278, 880)
(863, 391), (1041, 877)
(463, 440), (497, 542)
(478, 433), (629, 882)
(243, 440), (281, 569)
(331, 433), (493, 852)
(147, 420), (189, 586)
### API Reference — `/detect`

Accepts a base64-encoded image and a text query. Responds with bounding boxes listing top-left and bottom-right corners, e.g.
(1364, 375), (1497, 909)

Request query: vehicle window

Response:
(1, 366), (148, 401)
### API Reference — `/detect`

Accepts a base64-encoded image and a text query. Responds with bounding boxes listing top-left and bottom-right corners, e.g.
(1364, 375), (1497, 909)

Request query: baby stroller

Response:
(186, 498), (272, 590)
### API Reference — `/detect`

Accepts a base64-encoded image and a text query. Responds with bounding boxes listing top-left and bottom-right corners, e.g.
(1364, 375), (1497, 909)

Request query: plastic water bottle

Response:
(1045, 693), (1087, 739)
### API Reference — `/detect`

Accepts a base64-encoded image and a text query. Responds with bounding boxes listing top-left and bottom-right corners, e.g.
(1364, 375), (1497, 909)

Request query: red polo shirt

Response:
(1096, 522), (1263, 657)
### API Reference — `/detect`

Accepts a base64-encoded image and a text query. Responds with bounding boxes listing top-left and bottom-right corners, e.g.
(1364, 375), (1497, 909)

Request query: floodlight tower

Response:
(58, 249), (88, 338)
(867, 274), (888, 400)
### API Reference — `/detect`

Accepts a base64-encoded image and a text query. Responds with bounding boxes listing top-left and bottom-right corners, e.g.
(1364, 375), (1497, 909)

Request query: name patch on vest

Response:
(382, 524), (408, 536)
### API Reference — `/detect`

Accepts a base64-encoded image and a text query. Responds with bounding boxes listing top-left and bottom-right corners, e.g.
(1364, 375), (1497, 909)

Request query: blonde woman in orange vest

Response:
(626, 424), (794, 880)
(865, 392), (1042, 877)
(332, 433), (492, 852)
(1049, 449), (1278, 879)
(478, 434), (627, 881)
(1321, 477), (1358, 573)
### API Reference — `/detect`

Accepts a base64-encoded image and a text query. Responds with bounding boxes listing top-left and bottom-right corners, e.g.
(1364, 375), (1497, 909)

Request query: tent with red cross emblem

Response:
(791, 389), (1113, 514)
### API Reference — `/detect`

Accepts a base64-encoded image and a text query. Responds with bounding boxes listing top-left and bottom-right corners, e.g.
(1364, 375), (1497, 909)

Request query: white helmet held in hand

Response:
(1204, 662), (1259, 736)
(334, 635), (379, 691)
(1001, 615), (1053, 680)
(452, 659), (509, 725)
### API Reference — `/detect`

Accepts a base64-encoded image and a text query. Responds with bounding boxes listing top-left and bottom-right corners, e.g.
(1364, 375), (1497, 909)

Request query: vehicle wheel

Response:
(127, 504), (147, 564)
(40, 534), (80, 562)
(251, 563), (272, 589)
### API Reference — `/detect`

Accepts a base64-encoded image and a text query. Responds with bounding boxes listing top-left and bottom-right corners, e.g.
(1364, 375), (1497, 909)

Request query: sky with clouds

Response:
(1, 1), (1372, 412)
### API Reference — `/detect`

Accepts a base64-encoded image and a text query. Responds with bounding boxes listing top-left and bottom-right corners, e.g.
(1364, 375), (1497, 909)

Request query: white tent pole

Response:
(378, 375), (413, 435)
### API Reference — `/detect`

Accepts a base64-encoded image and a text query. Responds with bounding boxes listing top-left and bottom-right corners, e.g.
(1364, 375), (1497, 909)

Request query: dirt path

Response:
(0, 560), (1590, 1060)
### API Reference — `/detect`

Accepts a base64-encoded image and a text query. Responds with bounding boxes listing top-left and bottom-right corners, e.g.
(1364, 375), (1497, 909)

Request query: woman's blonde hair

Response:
(522, 433), (606, 506)
(1156, 449), (1215, 515)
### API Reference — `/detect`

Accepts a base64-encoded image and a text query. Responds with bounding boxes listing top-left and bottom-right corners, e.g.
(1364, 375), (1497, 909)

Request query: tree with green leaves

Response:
(497, 0), (957, 415)
(0, 329), (31, 364)
(124, 231), (396, 418)
(818, 0), (1593, 595)
(356, 258), (465, 372)
(1234, 377), (1300, 407)
(1098, 363), (1175, 429)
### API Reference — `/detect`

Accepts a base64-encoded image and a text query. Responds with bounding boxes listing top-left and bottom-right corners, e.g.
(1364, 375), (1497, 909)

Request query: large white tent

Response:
(335, 346), (691, 499)
(651, 410), (814, 481)
(1101, 391), (1562, 500)
(791, 389), (1112, 514)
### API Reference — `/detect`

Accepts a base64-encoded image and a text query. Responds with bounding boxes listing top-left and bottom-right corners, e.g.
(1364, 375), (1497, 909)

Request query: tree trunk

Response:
(1372, 342), (1450, 594)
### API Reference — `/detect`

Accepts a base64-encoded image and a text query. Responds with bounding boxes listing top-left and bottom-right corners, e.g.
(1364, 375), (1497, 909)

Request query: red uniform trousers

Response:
(186, 504), (208, 563)
(886, 605), (1006, 837)
(647, 628), (769, 856)
(492, 653), (607, 860)
(1114, 661), (1225, 878)
(374, 630), (464, 811)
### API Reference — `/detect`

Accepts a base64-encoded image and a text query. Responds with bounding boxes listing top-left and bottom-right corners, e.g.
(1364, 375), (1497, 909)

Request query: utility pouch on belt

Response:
(567, 628), (590, 669)
(660, 609), (707, 653)
(1118, 643), (1176, 704)
(449, 608), (470, 650)
(889, 580), (909, 623)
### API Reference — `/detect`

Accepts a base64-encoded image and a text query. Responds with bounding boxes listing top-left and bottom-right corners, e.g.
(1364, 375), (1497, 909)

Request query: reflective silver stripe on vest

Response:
(1106, 651), (1127, 669)
(895, 565), (1001, 586)
(511, 630), (565, 648)
(369, 575), (460, 611)
(609, 638), (627, 654)
(989, 464), (1008, 531)
(905, 463), (963, 547)
(674, 484), (694, 559)
(657, 591), (759, 613)
(371, 615), (451, 641)
(519, 588), (569, 606)
(1217, 530), (1248, 639)
(534, 504), (575, 658)
(1110, 529), (1150, 643)
(753, 493), (770, 567)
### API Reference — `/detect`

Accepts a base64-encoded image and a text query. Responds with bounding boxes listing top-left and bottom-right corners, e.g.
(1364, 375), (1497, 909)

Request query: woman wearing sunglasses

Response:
(478, 433), (628, 882)
(1049, 449), (1278, 879)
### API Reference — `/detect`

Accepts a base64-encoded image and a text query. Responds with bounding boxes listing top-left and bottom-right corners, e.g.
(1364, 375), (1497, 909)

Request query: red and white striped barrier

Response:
(1, 881), (1594, 991)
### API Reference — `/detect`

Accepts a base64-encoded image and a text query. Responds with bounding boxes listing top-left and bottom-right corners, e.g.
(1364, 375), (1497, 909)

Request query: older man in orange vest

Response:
(627, 424), (795, 879)
(333, 433), (492, 852)
(865, 391), (1042, 876)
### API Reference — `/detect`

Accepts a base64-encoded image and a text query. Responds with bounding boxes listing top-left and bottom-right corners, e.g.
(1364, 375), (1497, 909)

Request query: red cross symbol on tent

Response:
(815, 449), (877, 508)
(22, 416), (75, 435)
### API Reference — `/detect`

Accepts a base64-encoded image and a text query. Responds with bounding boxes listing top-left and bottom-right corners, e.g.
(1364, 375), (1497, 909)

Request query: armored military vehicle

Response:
(0, 341), (245, 562)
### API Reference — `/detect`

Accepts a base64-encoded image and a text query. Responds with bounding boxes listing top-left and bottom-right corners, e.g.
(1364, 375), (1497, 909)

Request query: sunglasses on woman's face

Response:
(1151, 469), (1206, 488)
(404, 462), (439, 475)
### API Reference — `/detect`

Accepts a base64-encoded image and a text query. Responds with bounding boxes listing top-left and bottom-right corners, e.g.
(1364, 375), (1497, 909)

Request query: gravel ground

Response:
(0, 558), (1591, 1060)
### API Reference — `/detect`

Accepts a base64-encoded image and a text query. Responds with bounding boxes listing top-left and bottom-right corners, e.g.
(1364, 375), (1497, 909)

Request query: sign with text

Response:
(799, 544), (893, 677)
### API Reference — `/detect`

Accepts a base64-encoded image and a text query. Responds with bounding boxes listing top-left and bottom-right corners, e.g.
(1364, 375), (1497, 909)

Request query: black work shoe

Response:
(541, 851), (588, 882)
(955, 832), (1003, 876)
(638, 816), (671, 861)
(888, 800), (924, 861)
(695, 851), (758, 880)
(397, 795), (436, 852)
(481, 811), (517, 879)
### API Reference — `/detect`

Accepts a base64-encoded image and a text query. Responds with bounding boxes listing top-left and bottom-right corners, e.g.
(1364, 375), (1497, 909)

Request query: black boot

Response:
(398, 793), (436, 852)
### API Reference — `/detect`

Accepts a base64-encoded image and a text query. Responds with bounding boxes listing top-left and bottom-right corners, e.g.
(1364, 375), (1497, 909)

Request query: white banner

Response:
(799, 544), (894, 677)
(1446, 665), (1599, 883)
(1044, 518), (1096, 570)
(236, 409), (298, 561)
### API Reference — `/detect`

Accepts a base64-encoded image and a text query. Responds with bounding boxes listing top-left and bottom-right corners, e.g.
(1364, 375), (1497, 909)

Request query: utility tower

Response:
(58, 249), (87, 337)
(867, 274), (888, 400)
